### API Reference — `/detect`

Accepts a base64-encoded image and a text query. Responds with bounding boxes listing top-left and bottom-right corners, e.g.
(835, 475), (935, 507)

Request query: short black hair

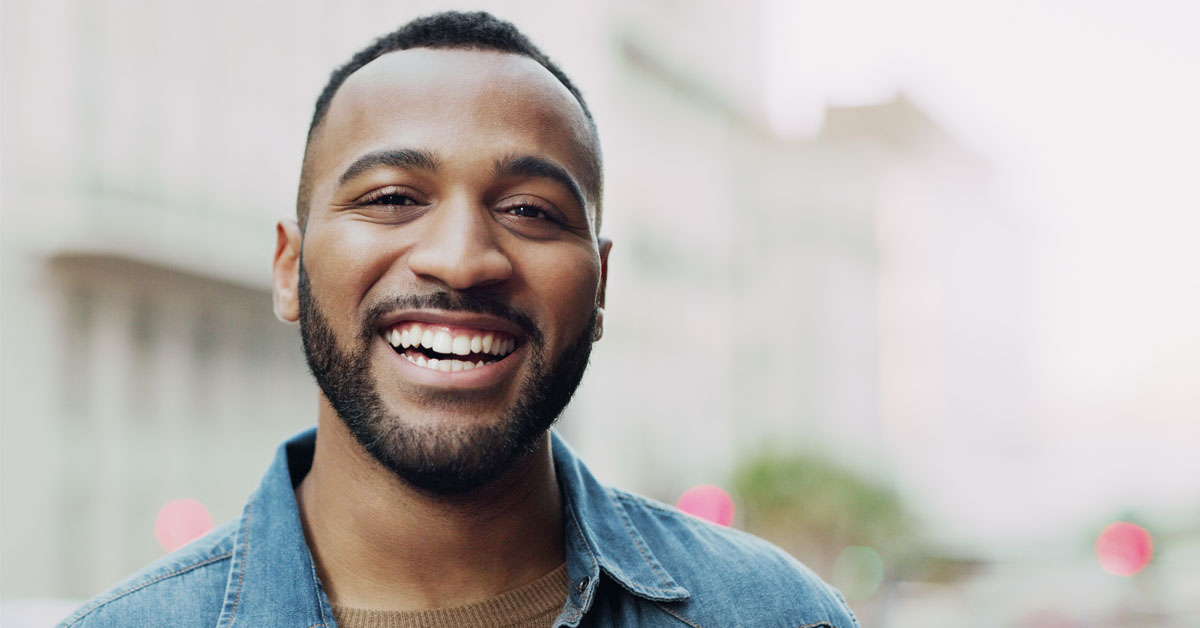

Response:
(297, 11), (602, 229)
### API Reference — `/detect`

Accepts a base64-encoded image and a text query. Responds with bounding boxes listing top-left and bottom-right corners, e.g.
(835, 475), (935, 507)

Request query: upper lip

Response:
(374, 309), (528, 339)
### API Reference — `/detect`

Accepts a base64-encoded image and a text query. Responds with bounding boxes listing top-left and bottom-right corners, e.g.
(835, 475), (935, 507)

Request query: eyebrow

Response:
(337, 148), (440, 187)
(494, 154), (587, 211)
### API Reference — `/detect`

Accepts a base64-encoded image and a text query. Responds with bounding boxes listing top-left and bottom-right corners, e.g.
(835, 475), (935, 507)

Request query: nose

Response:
(406, 196), (513, 290)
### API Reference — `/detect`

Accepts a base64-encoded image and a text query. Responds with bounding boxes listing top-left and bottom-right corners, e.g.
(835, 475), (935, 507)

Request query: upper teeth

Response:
(386, 322), (517, 357)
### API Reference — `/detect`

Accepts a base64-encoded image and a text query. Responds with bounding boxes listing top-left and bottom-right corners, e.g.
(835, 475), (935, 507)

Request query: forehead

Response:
(309, 48), (594, 200)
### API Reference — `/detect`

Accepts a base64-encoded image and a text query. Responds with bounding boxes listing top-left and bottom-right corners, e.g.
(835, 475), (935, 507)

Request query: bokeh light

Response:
(675, 484), (735, 527)
(832, 545), (885, 600)
(1095, 521), (1153, 576)
(154, 498), (214, 552)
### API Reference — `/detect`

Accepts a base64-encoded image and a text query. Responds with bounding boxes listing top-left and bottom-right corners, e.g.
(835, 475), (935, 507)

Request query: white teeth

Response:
(392, 322), (516, 366)
(406, 353), (473, 373)
(433, 331), (452, 354)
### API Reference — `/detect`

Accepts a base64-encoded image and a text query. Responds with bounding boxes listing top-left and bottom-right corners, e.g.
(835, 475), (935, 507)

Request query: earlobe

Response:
(272, 219), (303, 323)
(592, 307), (605, 342)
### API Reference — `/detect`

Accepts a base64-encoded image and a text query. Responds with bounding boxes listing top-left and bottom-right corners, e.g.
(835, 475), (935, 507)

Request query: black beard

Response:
(297, 263), (596, 496)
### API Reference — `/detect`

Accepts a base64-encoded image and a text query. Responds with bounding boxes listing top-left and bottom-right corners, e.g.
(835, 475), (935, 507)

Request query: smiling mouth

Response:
(384, 322), (520, 372)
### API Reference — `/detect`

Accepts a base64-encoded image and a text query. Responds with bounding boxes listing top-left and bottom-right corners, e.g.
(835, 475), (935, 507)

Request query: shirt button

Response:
(576, 576), (590, 594)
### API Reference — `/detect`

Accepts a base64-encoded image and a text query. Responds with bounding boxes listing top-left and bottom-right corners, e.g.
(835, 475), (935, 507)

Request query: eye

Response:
(348, 186), (428, 224)
(363, 192), (420, 207)
(495, 196), (577, 239)
(505, 204), (552, 220)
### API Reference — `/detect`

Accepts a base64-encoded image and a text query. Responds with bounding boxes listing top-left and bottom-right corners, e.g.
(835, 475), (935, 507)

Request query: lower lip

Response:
(383, 339), (524, 389)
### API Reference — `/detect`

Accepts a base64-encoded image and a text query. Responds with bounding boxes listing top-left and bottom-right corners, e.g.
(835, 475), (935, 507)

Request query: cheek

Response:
(526, 247), (601, 336)
(302, 223), (399, 315)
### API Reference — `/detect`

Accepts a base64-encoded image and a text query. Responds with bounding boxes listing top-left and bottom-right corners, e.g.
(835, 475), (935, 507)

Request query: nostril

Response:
(408, 249), (513, 291)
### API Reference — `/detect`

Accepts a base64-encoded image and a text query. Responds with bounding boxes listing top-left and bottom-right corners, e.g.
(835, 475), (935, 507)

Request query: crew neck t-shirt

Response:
(331, 563), (568, 628)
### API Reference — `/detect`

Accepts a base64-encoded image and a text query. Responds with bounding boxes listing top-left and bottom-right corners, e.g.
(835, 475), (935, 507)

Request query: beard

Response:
(297, 264), (596, 496)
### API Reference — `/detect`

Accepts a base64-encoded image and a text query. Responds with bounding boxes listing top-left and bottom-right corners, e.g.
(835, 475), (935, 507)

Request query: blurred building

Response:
(1, 0), (1033, 612)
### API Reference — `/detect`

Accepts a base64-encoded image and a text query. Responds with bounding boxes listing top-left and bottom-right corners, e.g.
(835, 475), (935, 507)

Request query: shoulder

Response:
(612, 489), (860, 628)
(58, 519), (238, 628)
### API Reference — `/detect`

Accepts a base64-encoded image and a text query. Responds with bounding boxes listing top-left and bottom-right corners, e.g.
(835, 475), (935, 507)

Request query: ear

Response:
(597, 237), (612, 309)
(593, 237), (613, 342)
(272, 219), (303, 323)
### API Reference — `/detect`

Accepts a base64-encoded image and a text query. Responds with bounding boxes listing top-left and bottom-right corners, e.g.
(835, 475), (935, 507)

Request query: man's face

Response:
(275, 48), (609, 495)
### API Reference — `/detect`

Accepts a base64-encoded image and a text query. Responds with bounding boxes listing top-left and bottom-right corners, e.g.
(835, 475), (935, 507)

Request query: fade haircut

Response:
(296, 11), (602, 229)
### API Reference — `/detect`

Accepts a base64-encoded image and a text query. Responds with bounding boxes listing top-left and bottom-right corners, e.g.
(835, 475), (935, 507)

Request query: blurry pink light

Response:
(676, 485), (735, 527)
(1095, 521), (1152, 576)
(155, 498), (214, 552)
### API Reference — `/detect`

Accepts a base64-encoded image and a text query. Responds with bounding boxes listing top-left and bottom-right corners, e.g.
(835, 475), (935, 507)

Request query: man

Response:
(61, 11), (858, 628)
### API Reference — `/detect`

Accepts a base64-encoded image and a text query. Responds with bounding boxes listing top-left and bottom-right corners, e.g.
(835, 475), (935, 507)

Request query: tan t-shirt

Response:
(331, 563), (569, 628)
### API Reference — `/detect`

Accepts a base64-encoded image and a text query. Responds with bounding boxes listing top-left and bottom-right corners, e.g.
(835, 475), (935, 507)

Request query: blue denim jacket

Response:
(61, 429), (859, 628)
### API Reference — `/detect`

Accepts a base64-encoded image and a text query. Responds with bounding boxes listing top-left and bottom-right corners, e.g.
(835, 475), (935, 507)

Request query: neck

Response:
(296, 401), (565, 611)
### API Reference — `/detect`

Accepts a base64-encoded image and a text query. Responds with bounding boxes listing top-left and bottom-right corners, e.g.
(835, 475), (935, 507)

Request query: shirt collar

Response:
(218, 428), (688, 628)
(551, 431), (688, 611)
(218, 430), (334, 628)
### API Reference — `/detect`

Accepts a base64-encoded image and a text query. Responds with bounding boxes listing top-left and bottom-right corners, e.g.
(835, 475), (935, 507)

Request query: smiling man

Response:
(60, 11), (858, 628)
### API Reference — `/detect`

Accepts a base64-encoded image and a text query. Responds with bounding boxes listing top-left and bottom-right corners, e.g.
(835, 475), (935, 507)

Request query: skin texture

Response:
(271, 48), (611, 610)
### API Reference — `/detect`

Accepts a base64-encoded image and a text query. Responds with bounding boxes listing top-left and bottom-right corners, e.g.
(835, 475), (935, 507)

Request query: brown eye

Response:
(349, 187), (428, 224)
(506, 204), (550, 220)
(354, 185), (426, 208)
(371, 193), (419, 207)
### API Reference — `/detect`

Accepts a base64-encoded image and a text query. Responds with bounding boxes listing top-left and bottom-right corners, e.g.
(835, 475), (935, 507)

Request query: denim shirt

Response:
(61, 429), (859, 628)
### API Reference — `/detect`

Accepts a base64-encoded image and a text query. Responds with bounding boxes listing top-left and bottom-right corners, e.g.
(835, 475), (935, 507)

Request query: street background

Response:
(2, 1), (1198, 626)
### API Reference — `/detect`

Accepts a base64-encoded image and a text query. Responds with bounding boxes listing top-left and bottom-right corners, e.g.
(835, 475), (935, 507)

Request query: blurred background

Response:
(2, 0), (1198, 626)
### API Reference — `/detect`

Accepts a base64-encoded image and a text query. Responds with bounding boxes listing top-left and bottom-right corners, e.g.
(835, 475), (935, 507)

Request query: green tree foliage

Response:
(733, 451), (912, 561)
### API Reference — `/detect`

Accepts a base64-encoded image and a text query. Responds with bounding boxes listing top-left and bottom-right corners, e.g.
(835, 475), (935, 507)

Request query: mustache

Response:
(362, 291), (543, 346)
